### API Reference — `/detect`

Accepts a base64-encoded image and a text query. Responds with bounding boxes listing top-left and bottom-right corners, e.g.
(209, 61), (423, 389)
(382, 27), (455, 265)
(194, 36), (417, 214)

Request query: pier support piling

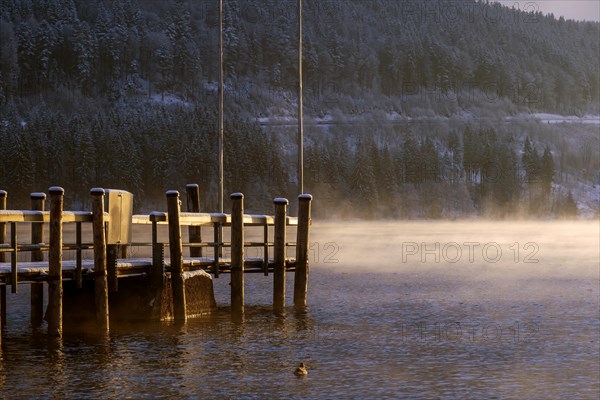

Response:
(47, 187), (64, 337)
(186, 184), (202, 257)
(0, 190), (6, 263)
(30, 192), (46, 325)
(0, 190), (4, 338)
(230, 193), (245, 315)
(167, 190), (187, 322)
(294, 194), (312, 309)
(273, 198), (288, 312)
(91, 188), (110, 333)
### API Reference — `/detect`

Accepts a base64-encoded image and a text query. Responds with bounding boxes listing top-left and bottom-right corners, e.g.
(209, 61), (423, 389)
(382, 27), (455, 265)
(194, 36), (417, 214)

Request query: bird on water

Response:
(294, 363), (308, 376)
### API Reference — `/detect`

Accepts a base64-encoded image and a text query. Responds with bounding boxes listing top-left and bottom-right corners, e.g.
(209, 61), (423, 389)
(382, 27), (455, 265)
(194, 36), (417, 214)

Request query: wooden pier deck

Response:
(0, 186), (312, 341)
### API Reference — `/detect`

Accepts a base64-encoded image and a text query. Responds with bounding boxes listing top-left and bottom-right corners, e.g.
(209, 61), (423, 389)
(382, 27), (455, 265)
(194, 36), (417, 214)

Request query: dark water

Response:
(1, 221), (598, 399)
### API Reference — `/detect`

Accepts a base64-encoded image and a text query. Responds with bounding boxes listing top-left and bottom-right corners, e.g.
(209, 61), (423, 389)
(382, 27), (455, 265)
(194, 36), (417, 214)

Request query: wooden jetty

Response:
(0, 186), (312, 341)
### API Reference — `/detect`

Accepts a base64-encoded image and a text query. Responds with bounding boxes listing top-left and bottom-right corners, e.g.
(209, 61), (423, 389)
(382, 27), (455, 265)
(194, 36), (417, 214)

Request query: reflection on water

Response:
(0, 221), (598, 398)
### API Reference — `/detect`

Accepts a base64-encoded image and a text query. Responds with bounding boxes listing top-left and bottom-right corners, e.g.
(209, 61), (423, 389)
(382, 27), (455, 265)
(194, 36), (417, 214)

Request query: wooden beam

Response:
(91, 188), (109, 334)
(151, 219), (164, 289)
(0, 190), (6, 263)
(10, 222), (17, 293)
(294, 194), (312, 308)
(167, 190), (186, 322)
(273, 198), (288, 312)
(30, 192), (46, 326)
(186, 184), (202, 257)
(0, 190), (5, 332)
(230, 193), (244, 315)
(47, 187), (64, 337)
(0, 210), (95, 223)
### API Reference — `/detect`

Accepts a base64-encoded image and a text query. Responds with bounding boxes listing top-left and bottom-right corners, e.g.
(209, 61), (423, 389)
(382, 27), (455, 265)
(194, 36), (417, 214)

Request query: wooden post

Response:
(0, 190), (5, 328)
(294, 194), (312, 308)
(167, 190), (186, 322)
(186, 184), (202, 257)
(263, 224), (269, 276)
(0, 190), (8, 330)
(10, 222), (17, 293)
(30, 192), (46, 325)
(273, 198), (288, 312)
(75, 222), (83, 288)
(47, 187), (64, 337)
(151, 216), (165, 289)
(91, 188), (109, 333)
(230, 193), (244, 315)
(213, 222), (220, 277)
(0, 190), (3, 334)
(0, 190), (6, 263)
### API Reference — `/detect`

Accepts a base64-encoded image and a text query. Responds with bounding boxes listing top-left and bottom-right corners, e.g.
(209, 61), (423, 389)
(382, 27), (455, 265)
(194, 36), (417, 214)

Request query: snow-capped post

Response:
(294, 194), (312, 308)
(167, 190), (187, 322)
(273, 198), (288, 312)
(186, 184), (202, 257)
(230, 193), (245, 315)
(30, 192), (46, 326)
(47, 186), (64, 337)
(91, 188), (109, 334)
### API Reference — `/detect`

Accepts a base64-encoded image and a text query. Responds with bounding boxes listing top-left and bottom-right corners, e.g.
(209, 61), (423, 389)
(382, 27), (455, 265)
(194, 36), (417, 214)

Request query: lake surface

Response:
(1, 221), (598, 399)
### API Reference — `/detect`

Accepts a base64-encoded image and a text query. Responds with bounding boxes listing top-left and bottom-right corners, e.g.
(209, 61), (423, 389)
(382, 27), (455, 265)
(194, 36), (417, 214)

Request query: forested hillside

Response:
(0, 0), (598, 217)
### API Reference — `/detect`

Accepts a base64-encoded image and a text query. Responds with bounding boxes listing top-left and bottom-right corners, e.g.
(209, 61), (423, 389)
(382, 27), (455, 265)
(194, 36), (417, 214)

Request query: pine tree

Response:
(350, 139), (378, 216)
(402, 130), (419, 184)
(561, 191), (578, 218)
(541, 146), (555, 198)
(0, 19), (19, 101)
(522, 137), (539, 184)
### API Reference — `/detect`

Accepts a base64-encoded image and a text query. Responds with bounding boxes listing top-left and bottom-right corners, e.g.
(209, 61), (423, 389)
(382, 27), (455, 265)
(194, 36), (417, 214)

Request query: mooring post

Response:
(273, 198), (288, 312)
(186, 184), (202, 257)
(0, 190), (5, 334)
(30, 192), (46, 325)
(10, 221), (17, 294)
(0, 190), (8, 328)
(47, 187), (64, 337)
(230, 193), (245, 315)
(91, 188), (109, 333)
(75, 221), (83, 288)
(150, 214), (165, 289)
(167, 190), (186, 322)
(294, 194), (312, 308)
(0, 190), (6, 263)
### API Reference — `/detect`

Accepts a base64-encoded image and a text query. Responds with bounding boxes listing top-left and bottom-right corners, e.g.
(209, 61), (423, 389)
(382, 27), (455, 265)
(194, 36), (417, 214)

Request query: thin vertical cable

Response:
(298, 0), (304, 196)
(218, 0), (224, 213)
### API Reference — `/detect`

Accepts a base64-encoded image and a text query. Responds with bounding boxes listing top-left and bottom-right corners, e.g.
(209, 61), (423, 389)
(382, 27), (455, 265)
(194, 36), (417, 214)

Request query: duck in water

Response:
(294, 363), (308, 377)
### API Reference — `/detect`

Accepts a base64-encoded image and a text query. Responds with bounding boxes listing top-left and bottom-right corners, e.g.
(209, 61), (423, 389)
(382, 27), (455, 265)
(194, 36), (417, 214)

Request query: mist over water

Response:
(1, 221), (598, 398)
(310, 220), (599, 277)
